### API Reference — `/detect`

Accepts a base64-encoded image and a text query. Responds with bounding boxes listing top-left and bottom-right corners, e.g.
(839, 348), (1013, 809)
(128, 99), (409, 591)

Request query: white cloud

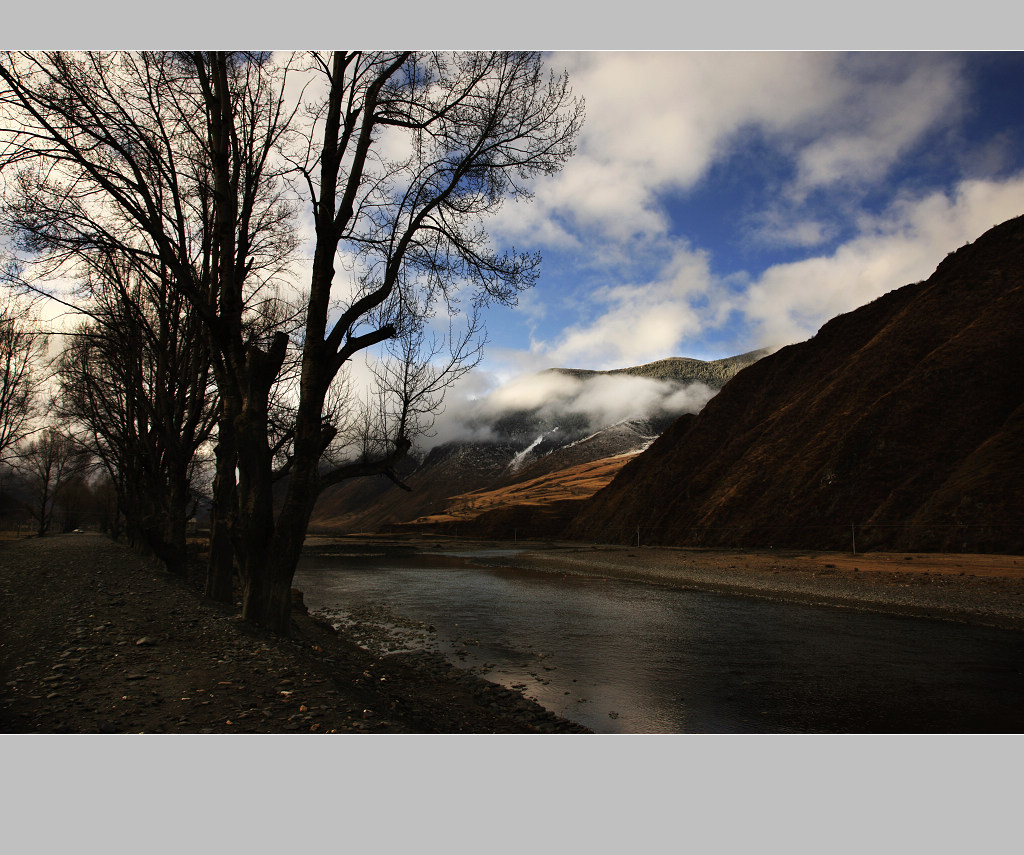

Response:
(749, 214), (839, 249)
(484, 369), (579, 412)
(786, 54), (966, 197)
(528, 240), (718, 369)
(741, 173), (1024, 348)
(493, 52), (966, 252)
(548, 373), (715, 428)
(425, 365), (717, 450)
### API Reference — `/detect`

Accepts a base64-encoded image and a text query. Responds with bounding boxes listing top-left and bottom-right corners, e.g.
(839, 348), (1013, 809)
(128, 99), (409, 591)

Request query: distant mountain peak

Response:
(310, 347), (770, 533)
(546, 348), (771, 388)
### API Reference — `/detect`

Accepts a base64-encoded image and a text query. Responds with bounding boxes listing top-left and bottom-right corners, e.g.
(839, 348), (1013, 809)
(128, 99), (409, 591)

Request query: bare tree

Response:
(0, 296), (44, 463)
(0, 51), (299, 599)
(55, 253), (218, 574)
(326, 309), (486, 487)
(226, 51), (584, 631)
(18, 426), (90, 536)
(0, 50), (583, 632)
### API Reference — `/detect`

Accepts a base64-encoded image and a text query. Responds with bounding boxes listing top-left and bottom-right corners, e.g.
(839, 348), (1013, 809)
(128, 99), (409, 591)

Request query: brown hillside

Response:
(309, 442), (517, 533)
(309, 349), (765, 534)
(407, 453), (637, 528)
(567, 214), (1024, 553)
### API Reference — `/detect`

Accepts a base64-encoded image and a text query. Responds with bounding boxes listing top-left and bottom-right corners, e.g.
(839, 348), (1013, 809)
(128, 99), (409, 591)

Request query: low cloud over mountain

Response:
(424, 350), (768, 451)
(311, 351), (767, 532)
(426, 370), (716, 450)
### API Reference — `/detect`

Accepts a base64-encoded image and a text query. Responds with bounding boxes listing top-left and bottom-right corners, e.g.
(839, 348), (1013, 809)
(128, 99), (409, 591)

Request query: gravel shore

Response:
(0, 533), (588, 734)
(440, 540), (1024, 632)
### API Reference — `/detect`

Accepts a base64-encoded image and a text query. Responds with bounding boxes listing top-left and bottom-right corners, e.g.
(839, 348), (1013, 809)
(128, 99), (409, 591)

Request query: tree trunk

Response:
(263, 453), (323, 634)
(220, 333), (290, 629)
(35, 479), (51, 537)
(160, 468), (190, 576)
(234, 375), (283, 629)
(237, 397), (325, 634)
(205, 421), (237, 604)
(241, 469), (321, 635)
(237, 472), (288, 632)
(241, 557), (294, 635)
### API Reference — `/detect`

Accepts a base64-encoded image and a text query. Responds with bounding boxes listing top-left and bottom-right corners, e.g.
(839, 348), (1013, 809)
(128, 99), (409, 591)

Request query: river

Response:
(293, 548), (1024, 733)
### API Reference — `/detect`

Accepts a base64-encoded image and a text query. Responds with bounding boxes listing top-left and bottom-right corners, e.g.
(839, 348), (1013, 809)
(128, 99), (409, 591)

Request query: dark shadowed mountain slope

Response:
(308, 441), (517, 533)
(567, 214), (1024, 554)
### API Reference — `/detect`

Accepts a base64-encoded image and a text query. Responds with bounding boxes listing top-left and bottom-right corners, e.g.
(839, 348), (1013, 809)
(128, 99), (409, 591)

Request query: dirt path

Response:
(0, 533), (588, 733)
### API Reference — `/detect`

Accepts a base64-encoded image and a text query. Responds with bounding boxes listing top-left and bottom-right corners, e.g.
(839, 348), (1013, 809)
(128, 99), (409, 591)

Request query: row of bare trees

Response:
(0, 296), (117, 536)
(0, 50), (583, 633)
(54, 256), (218, 572)
(0, 296), (43, 464)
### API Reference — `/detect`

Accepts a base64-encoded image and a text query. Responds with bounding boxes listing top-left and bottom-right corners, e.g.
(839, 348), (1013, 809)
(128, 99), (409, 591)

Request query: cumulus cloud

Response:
(741, 173), (1024, 347)
(516, 239), (724, 370)
(786, 54), (966, 197)
(493, 52), (966, 252)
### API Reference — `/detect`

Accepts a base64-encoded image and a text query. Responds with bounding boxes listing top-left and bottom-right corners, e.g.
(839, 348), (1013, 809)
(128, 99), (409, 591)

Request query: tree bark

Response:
(205, 415), (238, 604)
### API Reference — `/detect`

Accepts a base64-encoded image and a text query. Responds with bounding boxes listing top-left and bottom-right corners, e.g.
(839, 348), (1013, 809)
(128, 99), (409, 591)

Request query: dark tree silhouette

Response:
(56, 254), (217, 574)
(18, 427), (90, 537)
(0, 297), (44, 464)
(1, 51), (299, 600)
(0, 51), (583, 632)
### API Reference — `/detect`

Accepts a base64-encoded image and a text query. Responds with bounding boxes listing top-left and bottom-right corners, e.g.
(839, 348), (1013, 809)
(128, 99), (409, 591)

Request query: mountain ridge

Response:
(544, 349), (770, 387)
(310, 348), (767, 532)
(565, 214), (1024, 553)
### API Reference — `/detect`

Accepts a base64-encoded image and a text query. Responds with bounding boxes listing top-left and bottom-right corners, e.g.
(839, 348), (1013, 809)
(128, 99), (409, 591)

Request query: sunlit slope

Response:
(411, 453), (639, 525)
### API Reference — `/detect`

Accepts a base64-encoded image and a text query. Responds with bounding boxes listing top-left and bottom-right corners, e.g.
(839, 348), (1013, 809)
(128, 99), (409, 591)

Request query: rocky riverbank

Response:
(0, 533), (589, 734)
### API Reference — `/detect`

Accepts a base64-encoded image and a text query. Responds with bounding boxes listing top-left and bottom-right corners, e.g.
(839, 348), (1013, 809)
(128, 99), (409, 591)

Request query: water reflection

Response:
(293, 551), (1024, 733)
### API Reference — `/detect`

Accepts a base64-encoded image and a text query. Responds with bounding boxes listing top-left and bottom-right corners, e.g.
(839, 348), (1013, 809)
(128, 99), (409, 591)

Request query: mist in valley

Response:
(422, 369), (718, 452)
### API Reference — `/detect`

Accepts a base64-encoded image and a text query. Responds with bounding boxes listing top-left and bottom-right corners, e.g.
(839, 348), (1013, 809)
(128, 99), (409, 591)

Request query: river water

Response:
(293, 549), (1024, 733)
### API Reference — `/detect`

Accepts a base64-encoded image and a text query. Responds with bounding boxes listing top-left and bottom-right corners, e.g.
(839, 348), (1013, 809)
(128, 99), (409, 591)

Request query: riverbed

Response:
(293, 545), (1024, 733)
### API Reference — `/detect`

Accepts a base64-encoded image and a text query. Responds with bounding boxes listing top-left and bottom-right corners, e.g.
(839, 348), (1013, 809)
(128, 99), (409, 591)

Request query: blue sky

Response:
(472, 52), (1024, 378)
(8, 49), (1024, 440)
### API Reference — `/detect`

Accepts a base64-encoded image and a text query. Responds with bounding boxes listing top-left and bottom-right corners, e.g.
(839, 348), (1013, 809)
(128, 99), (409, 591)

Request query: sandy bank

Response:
(414, 539), (1024, 631)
